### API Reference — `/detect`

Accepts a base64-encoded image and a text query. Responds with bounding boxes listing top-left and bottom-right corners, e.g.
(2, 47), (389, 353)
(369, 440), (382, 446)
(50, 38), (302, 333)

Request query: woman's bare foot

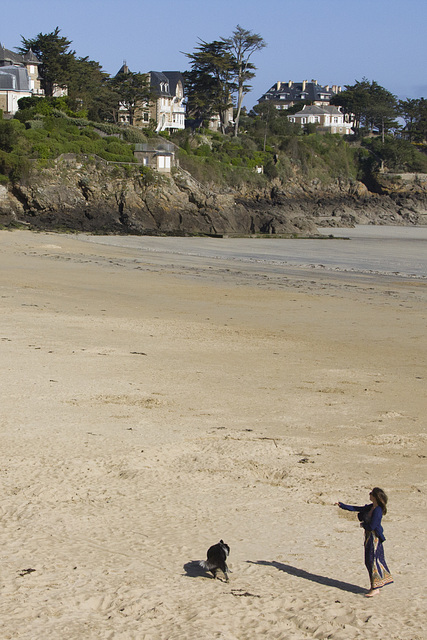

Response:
(365, 589), (380, 597)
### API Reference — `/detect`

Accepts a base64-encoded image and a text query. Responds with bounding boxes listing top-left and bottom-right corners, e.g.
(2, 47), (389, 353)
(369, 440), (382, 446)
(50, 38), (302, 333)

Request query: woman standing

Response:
(337, 487), (393, 597)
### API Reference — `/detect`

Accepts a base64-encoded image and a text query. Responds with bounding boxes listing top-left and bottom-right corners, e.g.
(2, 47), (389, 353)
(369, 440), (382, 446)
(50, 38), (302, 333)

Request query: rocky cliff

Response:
(1, 155), (426, 235)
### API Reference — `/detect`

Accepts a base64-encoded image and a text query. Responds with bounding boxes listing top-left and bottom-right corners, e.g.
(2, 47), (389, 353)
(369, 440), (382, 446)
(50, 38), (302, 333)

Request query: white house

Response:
(115, 65), (185, 133)
(287, 105), (353, 135)
(0, 44), (44, 116)
(149, 71), (185, 133)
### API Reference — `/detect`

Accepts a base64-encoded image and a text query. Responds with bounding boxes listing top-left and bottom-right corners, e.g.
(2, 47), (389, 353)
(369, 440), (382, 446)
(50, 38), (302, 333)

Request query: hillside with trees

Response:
(1, 27), (427, 234)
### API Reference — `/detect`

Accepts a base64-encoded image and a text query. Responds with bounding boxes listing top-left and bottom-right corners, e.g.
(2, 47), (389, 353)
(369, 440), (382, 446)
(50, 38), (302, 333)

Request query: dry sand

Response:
(0, 230), (426, 640)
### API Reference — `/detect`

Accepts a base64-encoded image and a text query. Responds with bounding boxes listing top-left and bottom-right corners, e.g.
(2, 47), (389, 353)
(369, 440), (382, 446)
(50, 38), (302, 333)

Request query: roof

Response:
(0, 66), (31, 91)
(22, 49), (40, 64)
(259, 80), (340, 104)
(0, 45), (23, 66)
(0, 44), (40, 67)
(114, 65), (184, 96)
(116, 63), (129, 75)
(291, 105), (343, 117)
(161, 71), (184, 95)
(149, 71), (184, 97)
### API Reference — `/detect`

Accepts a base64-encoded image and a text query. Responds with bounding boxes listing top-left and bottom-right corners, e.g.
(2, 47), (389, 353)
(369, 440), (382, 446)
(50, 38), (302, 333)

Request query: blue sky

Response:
(3, 0), (427, 108)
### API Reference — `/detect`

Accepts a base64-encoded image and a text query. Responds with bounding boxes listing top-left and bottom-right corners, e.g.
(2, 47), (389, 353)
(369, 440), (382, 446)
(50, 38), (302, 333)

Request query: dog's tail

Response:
(199, 560), (215, 571)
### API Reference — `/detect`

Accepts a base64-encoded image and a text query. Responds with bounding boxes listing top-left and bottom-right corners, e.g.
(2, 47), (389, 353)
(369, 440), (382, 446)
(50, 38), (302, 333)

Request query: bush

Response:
(0, 150), (30, 183)
(0, 121), (19, 152)
(364, 137), (427, 172)
(264, 161), (279, 179)
(122, 128), (147, 144)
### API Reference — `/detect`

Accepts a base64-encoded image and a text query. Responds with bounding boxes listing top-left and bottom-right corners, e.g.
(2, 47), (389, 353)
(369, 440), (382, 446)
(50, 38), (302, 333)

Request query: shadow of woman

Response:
(247, 560), (365, 594)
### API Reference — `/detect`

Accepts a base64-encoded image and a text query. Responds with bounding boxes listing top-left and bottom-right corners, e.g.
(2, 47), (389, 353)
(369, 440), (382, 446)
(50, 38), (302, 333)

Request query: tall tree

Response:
(18, 27), (75, 96)
(399, 97), (427, 142)
(331, 78), (398, 137)
(365, 81), (398, 141)
(19, 28), (110, 117)
(184, 40), (237, 133)
(222, 25), (266, 137)
(330, 79), (371, 131)
(107, 70), (153, 126)
(65, 56), (110, 118)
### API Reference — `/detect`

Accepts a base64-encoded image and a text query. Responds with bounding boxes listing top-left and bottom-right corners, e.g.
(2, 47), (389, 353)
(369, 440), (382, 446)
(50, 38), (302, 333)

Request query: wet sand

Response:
(0, 230), (426, 640)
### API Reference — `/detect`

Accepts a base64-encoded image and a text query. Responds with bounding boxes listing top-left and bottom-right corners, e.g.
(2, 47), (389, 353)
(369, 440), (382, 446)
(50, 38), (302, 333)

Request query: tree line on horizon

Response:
(10, 26), (427, 142)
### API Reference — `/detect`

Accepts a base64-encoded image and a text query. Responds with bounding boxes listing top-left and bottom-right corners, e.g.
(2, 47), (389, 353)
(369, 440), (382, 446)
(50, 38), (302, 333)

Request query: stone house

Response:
(0, 43), (44, 116)
(287, 104), (353, 135)
(134, 140), (176, 173)
(116, 65), (185, 133)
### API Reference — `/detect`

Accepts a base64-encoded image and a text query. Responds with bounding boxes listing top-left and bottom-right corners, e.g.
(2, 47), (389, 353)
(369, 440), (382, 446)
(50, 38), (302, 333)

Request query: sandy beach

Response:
(0, 230), (426, 640)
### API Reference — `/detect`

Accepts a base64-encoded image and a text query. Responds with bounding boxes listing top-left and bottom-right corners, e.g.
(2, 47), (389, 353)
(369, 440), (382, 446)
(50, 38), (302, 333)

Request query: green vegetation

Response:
(1, 94), (426, 190)
(174, 127), (359, 187)
(171, 104), (427, 189)
(2, 21), (427, 191)
(17, 27), (112, 121)
(0, 98), (143, 182)
(331, 79), (398, 137)
(361, 136), (427, 173)
(398, 98), (427, 142)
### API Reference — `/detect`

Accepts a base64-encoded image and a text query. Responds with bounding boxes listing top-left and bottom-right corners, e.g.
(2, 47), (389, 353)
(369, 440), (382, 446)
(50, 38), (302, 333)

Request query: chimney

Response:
(302, 80), (307, 91)
(276, 81), (281, 90)
(325, 85), (329, 91)
(332, 85), (337, 93)
(288, 80), (293, 88)
(311, 79), (317, 85)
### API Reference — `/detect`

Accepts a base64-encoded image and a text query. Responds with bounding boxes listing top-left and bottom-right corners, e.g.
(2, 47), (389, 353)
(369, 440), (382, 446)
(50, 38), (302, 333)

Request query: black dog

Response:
(200, 540), (230, 581)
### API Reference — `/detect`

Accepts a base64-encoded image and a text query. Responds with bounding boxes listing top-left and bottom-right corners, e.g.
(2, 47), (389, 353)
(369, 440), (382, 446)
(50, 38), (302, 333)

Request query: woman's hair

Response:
(372, 487), (388, 515)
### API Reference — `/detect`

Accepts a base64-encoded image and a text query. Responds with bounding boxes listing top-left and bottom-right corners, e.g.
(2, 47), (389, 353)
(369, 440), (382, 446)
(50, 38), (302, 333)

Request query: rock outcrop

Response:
(1, 155), (426, 234)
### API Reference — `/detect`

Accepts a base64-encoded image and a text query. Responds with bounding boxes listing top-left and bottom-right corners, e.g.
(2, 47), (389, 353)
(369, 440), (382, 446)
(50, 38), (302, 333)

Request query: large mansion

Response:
(258, 79), (354, 134)
(258, 79), (343, 110)
(0, 43), (44, 115)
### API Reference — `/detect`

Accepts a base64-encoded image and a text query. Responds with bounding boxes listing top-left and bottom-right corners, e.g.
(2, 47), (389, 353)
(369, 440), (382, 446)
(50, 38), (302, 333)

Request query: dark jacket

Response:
(339, 502), (386, 543)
